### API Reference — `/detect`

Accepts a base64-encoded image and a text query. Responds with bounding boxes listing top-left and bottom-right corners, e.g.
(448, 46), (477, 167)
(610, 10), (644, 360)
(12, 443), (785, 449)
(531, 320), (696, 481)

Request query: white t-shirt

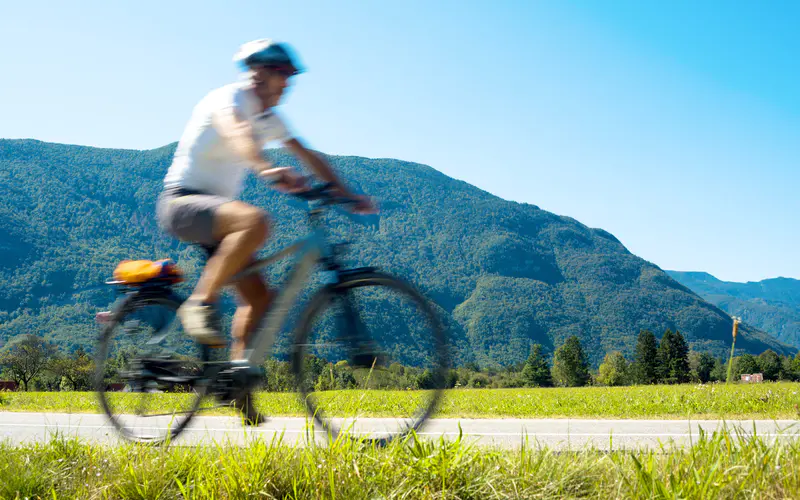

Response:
(164, 82), (292, 198)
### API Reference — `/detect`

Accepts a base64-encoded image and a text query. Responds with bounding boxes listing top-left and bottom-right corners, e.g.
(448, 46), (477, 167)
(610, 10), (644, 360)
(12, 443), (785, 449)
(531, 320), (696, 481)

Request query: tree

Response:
(0, 334), (56, 391)
(314, 361), (357, 391)
(597, 351), (628, 386)
(551, 336), (590, 387)
(657, 330), (690, 384)
(689, 352), (716, 383)
(737, 353), (759, 376)
(263, 358), (293, 392)
(417, 369), (440, 389)
(333, 363), (357, 389)
(463, 361), (481, 373)
(757, 350), (781, 381)
(709, 357), (726, 382)
(299, 354), (327, 391)
(49, 348), (94, 391)
(790, 353), (800, 380)
(522, 344), (552, 387)
(468, 373), (491, 388)
(630, 330), (659, 384)
(781, 355), (799, 381)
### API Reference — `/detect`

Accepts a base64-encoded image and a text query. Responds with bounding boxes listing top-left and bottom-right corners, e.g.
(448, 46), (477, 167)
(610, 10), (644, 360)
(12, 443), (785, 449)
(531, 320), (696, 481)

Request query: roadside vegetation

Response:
(3, 426), (800, 499)
(4, 329), (800, 420)
(3, 382), (800, 419)
(2, 330), (797, 393)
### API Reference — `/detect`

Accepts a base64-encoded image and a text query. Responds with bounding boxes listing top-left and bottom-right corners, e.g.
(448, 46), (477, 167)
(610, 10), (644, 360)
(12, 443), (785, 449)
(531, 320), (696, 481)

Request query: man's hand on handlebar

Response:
(328, 185), (377, 214)
(261, 173), (378, 214)
(260, 167), (308, 194)
(346, 193), (378, 215)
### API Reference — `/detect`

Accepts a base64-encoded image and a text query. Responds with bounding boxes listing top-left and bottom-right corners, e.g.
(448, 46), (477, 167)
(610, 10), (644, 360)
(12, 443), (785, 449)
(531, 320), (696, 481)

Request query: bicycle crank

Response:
(210, 361), (263, 402)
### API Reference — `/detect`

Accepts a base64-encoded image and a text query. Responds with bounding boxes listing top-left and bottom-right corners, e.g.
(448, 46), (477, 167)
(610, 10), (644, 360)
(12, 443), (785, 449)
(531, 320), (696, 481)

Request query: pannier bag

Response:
(113, 259), (183, 285)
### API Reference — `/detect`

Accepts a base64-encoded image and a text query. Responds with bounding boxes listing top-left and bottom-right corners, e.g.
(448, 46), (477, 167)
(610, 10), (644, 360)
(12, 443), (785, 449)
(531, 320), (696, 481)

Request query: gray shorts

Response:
(157, 187), (230, 247)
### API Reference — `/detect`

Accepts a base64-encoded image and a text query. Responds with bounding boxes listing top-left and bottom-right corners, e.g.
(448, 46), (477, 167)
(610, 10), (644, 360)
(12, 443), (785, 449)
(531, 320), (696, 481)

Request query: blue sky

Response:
(2, 1), (798, 282)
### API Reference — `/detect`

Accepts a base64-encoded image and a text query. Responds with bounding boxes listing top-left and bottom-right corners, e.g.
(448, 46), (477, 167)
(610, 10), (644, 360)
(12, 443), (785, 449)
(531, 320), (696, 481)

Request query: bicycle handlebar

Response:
(276, 181), (359, 206)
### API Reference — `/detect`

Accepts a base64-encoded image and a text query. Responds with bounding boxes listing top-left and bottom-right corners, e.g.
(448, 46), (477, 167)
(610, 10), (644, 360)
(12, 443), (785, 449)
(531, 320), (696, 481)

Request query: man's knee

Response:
(214, 202), (271, 241)
(246, 213), (269, 242)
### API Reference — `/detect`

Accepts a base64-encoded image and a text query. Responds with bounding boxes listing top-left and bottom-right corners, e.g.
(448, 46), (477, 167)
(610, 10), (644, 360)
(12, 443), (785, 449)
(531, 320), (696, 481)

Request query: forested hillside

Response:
(0, 139), (791, 366)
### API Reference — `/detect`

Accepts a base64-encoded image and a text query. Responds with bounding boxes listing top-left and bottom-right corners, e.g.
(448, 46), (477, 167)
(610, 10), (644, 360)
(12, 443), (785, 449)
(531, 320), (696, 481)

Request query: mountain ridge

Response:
(668, 271), (800, 348)
(0, 138), (793, 366)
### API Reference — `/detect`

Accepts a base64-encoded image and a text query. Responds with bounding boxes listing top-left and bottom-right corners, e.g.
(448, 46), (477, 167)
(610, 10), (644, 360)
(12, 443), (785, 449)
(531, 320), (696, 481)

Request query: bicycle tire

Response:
(291, 270), (449, 444)
(94, 292), (210, 444)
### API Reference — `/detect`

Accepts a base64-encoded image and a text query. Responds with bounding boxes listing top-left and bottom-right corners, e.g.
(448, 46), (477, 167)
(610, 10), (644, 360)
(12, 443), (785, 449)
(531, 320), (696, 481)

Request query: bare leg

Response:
(230, 273), (275, 360)
(178, 201), (271, 346)
(229, 272), (273, 425)
(190, 201), (269, 304)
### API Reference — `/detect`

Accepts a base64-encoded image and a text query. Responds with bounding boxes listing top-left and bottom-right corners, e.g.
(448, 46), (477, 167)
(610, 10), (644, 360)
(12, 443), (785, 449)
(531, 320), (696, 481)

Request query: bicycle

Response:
(94, 183), (450, 444)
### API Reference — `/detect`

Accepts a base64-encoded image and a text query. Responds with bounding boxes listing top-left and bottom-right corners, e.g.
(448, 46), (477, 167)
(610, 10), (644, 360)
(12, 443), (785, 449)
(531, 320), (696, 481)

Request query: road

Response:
(1, 412), (799, 450)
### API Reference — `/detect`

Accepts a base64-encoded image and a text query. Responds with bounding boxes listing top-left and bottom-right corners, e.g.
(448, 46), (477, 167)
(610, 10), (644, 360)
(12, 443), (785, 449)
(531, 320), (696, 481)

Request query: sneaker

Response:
(177, 300), (226, 347)
(234, 392), (266, 426)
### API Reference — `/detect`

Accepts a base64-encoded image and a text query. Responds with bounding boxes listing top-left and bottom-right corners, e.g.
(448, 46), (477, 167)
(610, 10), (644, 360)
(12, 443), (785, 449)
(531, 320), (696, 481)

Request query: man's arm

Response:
(211, 106), (274, 175)
(211, 107), (305, 191)
(285, 137), (376, 213)
(284, 137), (351, 195)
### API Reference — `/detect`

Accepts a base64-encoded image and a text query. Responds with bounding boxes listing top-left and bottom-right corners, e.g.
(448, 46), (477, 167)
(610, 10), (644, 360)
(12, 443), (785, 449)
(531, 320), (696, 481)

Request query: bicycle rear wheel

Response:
(94, 293), (211, 443)
(291, 271), (449, 444)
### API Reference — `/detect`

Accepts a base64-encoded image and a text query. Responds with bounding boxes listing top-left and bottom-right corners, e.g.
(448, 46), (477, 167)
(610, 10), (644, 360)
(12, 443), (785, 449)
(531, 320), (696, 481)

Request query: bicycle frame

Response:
(228, 221), (327, 366)
(106, 186), (357, 367)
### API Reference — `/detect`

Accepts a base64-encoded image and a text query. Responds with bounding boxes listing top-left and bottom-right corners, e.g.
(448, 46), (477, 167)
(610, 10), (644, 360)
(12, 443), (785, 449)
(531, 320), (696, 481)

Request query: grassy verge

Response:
(2, 382), (800, 419)
(3, 426), (800, 499)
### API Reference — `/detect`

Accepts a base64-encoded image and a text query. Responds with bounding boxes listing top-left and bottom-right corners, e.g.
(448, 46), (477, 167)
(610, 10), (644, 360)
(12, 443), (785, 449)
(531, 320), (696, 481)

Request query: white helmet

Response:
(233, 39), (304, 75)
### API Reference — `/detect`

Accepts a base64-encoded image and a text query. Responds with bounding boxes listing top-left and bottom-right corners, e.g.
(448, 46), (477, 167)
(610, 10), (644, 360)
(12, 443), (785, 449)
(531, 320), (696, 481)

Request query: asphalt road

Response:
(2, 412), (799, 450)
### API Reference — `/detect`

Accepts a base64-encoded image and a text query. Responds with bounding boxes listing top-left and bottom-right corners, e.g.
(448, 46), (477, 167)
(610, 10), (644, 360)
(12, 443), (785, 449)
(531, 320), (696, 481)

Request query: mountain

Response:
(667, 271), (800, 349)
(0, 139), (792, 366)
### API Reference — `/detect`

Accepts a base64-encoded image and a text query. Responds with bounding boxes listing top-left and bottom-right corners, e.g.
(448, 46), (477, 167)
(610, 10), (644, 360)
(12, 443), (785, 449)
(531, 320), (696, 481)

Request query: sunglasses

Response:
(262, 65), (298, 78)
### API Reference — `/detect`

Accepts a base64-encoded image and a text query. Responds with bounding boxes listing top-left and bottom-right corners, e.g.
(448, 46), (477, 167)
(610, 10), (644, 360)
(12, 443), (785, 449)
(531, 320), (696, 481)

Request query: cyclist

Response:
(157, 39), (374, 418)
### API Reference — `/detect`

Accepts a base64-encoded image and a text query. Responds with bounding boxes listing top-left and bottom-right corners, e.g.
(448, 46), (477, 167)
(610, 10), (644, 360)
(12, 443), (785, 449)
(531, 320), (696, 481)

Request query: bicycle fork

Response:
(337, 293), (384, 369)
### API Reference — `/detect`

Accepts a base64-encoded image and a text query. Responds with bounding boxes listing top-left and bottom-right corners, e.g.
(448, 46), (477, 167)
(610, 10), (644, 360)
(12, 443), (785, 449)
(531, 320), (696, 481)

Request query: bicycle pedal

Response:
(210, 363), (262, 401)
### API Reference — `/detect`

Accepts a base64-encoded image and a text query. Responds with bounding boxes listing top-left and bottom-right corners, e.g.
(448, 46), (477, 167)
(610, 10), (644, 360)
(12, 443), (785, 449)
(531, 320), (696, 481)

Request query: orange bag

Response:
(113, 259), (183, 284)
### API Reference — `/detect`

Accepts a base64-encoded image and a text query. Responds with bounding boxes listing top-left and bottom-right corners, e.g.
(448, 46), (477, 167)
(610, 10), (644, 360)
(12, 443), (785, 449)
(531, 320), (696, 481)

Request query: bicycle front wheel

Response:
(291, 271), (449, 444)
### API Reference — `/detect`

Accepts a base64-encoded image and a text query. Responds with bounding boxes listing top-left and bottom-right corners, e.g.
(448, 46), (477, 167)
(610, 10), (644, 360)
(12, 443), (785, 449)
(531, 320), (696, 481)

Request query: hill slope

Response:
(0, 139), (792, 365)
(668, 271), (800, 349)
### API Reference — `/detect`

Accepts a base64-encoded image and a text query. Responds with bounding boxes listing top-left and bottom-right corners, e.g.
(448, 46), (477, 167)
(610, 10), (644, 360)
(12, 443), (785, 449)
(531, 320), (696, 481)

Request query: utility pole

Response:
(726, 316), (741, 383)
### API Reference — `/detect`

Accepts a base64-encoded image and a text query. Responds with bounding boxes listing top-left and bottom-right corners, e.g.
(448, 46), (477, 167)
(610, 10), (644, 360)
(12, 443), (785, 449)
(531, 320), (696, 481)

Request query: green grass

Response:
(3, 382), (800, 419)
(3, 426), (800, 499)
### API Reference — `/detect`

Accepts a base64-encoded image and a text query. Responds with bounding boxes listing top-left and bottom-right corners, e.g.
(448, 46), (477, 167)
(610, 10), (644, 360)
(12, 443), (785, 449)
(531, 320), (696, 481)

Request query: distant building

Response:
(0, 380), (19, 391)
(741, 373), (764, 383)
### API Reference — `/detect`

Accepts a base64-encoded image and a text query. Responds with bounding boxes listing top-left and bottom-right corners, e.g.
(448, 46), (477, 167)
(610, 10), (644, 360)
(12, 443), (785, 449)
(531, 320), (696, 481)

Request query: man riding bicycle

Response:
(156, 39), (374, 417)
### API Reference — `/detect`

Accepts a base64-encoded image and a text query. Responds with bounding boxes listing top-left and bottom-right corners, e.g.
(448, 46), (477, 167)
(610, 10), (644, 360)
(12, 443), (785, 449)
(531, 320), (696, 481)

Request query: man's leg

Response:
(229, 272), (274, 425)
(230, 273), (275, 361)
(192, 201), (269, 303)
(179, 201), (269, 345)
